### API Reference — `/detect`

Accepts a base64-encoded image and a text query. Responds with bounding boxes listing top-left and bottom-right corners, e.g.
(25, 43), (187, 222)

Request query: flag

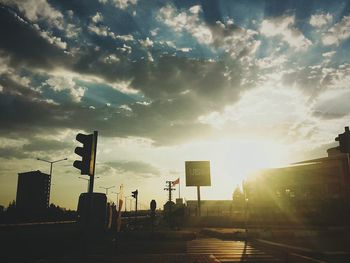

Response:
(172, 178), (180, 186)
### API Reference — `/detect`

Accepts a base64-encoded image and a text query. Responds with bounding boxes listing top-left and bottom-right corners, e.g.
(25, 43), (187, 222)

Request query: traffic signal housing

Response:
(132, 190), (138, 199)
(73, 133), (95, 175)
(335, 127), (350, 154)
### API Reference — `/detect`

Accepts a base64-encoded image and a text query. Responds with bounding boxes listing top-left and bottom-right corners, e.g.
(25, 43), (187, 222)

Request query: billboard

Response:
(185, 161), (211, 186)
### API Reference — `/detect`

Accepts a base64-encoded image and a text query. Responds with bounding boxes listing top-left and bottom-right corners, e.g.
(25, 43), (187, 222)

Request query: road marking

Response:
(187, 238), (282, 262)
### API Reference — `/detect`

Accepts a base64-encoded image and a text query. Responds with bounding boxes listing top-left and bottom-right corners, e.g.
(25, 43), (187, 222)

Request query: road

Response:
(87, 237), (282, 263)
(186, 238), (281, 262)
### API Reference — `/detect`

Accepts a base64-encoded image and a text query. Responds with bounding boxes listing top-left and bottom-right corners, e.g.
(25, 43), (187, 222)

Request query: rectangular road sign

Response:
(185, 161), (211, 186)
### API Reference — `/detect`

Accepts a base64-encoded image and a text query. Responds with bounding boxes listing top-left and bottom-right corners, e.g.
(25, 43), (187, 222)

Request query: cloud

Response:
(211, 20), (260, 60)
(87, 13), (134, 42)
(1, 0), (64, 29)
(115, 34), (134, 41)
(322, 16), (350, 46)
(309, 13), (333, 28)
(105, 160), (160, 177)
(129, 56), (242, 102)
(139, 37), (153, 48)
(22, 138), (73, 152)
(43, 75), (86, 102)
(88, 24), (110, 37)
(282, 63), (350, 103)
(99, 0), (137, 10)
(91, 12), (103, 23)
(0, 137), (72, 159)
(157, 4), (212, 45)
(112, 0), (137, 10)
(1, 0), (347, 150)
(261, 15), (312, 51)
(0, 2), (256, 147)
(33, 24), (67, 50)
(0, 146), (29, 159)
(0, 7), (70, 70)
(322, 51), (336, 58)
(256, 54), (287, 69)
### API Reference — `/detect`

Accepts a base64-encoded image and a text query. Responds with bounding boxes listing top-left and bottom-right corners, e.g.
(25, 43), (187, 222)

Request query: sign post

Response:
(197, 186), (201, 216)
(185, 161), (211, 217)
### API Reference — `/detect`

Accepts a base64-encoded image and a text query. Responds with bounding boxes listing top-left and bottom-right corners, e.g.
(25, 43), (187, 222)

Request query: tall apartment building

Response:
(16, 170), (50, 216)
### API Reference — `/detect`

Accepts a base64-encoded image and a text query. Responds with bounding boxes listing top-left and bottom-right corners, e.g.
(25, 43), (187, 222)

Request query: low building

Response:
(244, 149), (350, 224)
(16, 170), (50, 217)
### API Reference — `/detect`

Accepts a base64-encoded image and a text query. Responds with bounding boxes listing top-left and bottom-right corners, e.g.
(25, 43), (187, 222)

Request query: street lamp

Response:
(36, 157), (68, 206)
(99, 185), (115, 195)
(78, 176), (99, 192)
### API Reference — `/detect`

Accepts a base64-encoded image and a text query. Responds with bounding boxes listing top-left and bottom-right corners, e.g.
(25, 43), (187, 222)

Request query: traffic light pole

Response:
(88, 131), (98, 193)
(135, 195), (138, 221)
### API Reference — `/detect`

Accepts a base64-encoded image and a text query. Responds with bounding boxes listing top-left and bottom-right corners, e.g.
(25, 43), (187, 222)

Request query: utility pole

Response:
(164, 181), (176, 225)
(164, 181), (176, 202)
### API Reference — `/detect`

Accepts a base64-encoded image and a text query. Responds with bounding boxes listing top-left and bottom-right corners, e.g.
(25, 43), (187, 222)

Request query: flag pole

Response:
(179, 178), (181, 199)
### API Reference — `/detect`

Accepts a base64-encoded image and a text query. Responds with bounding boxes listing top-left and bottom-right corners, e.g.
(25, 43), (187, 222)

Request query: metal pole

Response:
(135, 195), (138, 221)
(169, 182), (172, 202)
(48, 162), (53, 206)
(197, 186), (201, 216)
(88, 131), (98, 194)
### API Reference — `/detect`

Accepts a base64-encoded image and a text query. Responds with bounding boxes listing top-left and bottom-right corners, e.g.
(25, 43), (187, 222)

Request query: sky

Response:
(0, 0), (350, 210)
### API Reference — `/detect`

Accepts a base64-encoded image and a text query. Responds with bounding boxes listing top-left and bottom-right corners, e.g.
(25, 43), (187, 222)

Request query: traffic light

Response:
(73, 132), (96, 175)
(132, 190), (138, 199)
(335, 127), (350, 154)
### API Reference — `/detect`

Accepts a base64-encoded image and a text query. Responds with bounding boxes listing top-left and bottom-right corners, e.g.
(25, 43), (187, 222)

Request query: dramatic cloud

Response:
(211, 20), (260, 60)
(105, 160), (160, 178)
(157, 5), (213, 45)
(43, 75), (86, 102)
(309, 13), (333, 28)
(0, 7), (70, 69)
(261, 15), (312, 51)
(1, 0), (350, 208)
(111, 0), (137, 10)
(322, 16), (350, 45)
(1, 0), (64, 28)
(0, 136), (72, 159)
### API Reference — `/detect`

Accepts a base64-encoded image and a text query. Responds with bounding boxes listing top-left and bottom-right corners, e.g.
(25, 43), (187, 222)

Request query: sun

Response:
(204, 138), (289, 198)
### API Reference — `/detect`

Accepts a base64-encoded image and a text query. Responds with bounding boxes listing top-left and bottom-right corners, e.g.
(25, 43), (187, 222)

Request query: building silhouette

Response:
(244, 147), (350, 225)
(16, 170), (50, 217)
